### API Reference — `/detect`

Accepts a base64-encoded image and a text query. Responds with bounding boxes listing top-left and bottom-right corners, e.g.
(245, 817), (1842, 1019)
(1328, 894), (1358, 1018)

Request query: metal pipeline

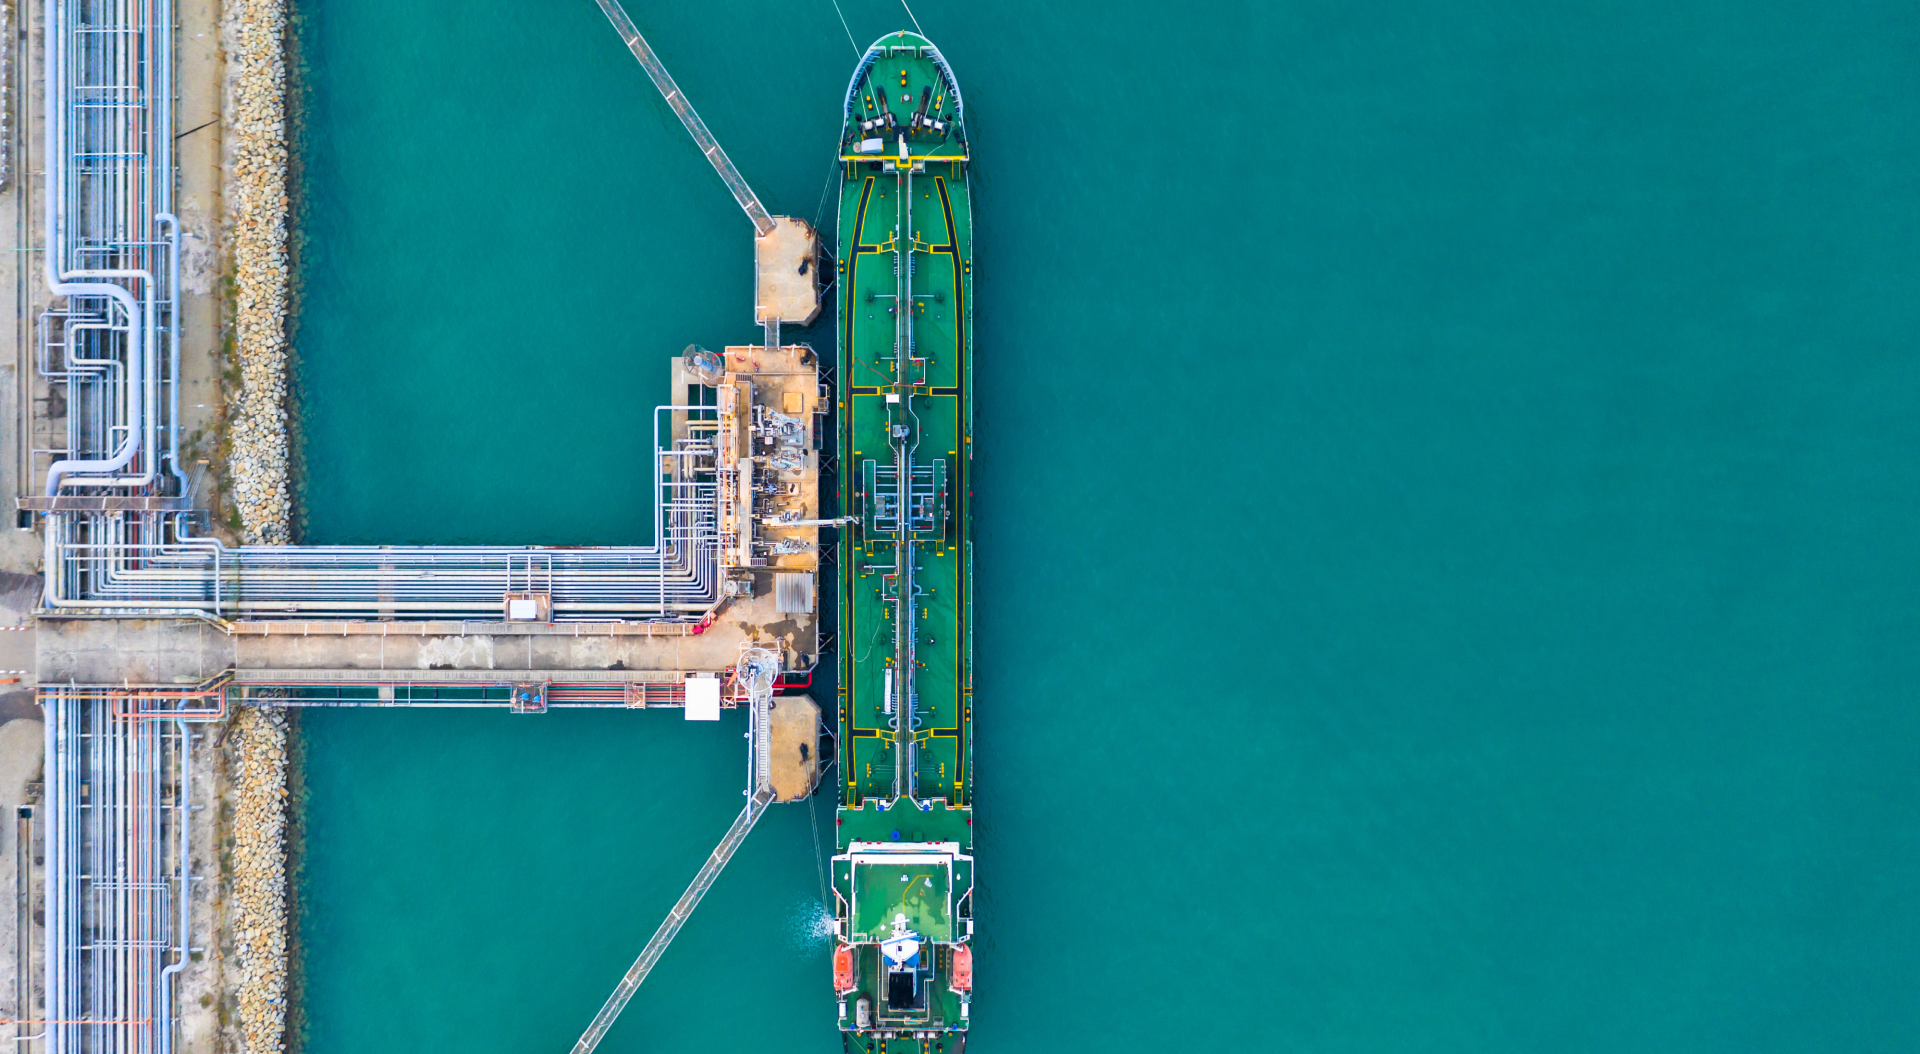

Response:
(112, 690), (228, 722)
(158, 214), (188, 493)
(38, 690), (195, 1054)
(156, 718), (190, 1054)
(42, 522), (724, 619)
(38, 282), (148, 493)
(891, 144), (921, 798)
(40, 0), (162, 495)
(42, 403), (727, 619)
(40, 712), (56, 1054)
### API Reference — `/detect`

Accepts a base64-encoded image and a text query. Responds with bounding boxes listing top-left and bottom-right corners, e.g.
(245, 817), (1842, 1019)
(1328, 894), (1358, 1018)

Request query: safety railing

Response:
(592, 0), (776, 237)
(570, 786), (774, 1054)
(39, 413), (725, 622)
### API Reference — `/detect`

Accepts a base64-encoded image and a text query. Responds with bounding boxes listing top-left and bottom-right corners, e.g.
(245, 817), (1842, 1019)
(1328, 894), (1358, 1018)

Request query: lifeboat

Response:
(949, 944), (972, 992)
(833, 944), (858, 993)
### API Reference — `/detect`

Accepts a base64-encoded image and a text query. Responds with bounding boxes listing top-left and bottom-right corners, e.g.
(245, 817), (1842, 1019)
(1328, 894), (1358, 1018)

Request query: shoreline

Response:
(208, 0), (298, 1048)
(225, 707), (291, 1054)
(222, 0), (293, 544)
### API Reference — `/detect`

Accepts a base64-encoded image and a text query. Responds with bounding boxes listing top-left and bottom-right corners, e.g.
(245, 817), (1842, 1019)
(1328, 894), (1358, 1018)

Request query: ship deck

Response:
(837, 36), (975, 802)
(838, 156), (975, 806)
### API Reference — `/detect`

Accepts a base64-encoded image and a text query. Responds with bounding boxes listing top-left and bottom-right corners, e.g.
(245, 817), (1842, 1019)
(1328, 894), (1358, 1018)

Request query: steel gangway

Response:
(571, 647), (781, 1054)
(569, 787), (773, 1054)
(592, 0), (777, 238)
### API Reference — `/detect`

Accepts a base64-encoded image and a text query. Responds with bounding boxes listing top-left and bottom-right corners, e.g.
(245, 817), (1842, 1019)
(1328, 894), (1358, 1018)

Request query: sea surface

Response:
(291, 1), (1920, 1050)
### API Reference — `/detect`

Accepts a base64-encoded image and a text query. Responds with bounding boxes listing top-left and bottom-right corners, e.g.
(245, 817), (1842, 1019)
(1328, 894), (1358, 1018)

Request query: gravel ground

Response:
(226, 707), (289, 1054)
(223, 0), (291, 544)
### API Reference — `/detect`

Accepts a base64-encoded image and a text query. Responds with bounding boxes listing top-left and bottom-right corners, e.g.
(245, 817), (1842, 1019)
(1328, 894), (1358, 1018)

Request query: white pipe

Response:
(40, 704), (58, 1054)
(158, 214), (188, 492)
(40, 0), (156, 494)
(157, 719), (191, 1054)
(737, 460), (754, 566)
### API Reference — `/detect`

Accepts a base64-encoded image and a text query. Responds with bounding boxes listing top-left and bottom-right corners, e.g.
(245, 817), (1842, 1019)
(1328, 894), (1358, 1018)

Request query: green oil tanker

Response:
(830, 30), (976, 1054)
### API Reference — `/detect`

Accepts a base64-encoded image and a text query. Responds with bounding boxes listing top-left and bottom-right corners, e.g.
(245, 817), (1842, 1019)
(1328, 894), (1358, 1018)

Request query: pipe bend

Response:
(40, 280), (145, 493)
(40, 2), (163, 495)
(158, 214), (189, 492)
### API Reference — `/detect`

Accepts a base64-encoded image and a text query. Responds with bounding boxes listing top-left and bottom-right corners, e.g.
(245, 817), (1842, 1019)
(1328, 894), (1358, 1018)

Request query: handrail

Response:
(571, 786), (775, 1054)
(40, 406), (724, 620)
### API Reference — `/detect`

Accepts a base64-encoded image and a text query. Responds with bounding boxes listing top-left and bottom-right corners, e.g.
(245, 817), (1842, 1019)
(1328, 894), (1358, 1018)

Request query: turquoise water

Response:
(294, 1), (1920, 1050)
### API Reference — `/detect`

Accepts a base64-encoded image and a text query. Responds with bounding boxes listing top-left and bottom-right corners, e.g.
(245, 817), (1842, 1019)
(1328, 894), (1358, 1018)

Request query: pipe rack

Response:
(40, 689), (200, 1054)
(37, 0), (176, 498)
(39, 413), (727, 621)
(29, 0), (738, 625)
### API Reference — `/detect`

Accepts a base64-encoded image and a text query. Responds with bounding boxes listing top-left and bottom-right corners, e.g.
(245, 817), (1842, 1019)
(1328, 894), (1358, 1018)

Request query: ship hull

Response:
(830, 30), (976, 1053)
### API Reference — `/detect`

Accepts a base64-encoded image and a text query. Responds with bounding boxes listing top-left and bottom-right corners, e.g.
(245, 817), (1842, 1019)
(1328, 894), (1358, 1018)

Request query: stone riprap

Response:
(227, 707), (288, 1054)
(223, 0), (290, 544)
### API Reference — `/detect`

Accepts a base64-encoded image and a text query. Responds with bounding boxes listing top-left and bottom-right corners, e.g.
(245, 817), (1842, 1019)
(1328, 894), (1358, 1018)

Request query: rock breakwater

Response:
(223, 0), (291, 544)
(227, 707), (289, 1054)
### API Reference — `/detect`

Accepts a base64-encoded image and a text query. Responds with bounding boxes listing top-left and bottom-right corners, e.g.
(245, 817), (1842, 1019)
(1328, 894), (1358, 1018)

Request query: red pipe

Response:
(106, 689), (228, 722)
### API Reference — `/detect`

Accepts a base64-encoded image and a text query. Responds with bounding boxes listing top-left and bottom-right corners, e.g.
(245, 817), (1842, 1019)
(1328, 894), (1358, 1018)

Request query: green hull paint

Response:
(831, 31), (975, 1052)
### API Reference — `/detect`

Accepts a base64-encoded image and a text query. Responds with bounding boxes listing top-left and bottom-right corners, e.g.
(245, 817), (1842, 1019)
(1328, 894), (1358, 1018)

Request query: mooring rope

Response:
(828, 0), (860, 56)
(808, 790), (832, 907)
(812, 149), (840, 232)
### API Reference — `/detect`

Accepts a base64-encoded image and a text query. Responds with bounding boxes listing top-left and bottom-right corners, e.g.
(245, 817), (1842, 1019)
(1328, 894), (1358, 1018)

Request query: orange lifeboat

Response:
(833, 944), (857, 993)
(949, 944), (973, 992)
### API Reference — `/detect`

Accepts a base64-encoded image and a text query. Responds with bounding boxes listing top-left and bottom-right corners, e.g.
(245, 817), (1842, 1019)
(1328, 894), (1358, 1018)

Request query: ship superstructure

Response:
(831, 31), (976, 1052)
